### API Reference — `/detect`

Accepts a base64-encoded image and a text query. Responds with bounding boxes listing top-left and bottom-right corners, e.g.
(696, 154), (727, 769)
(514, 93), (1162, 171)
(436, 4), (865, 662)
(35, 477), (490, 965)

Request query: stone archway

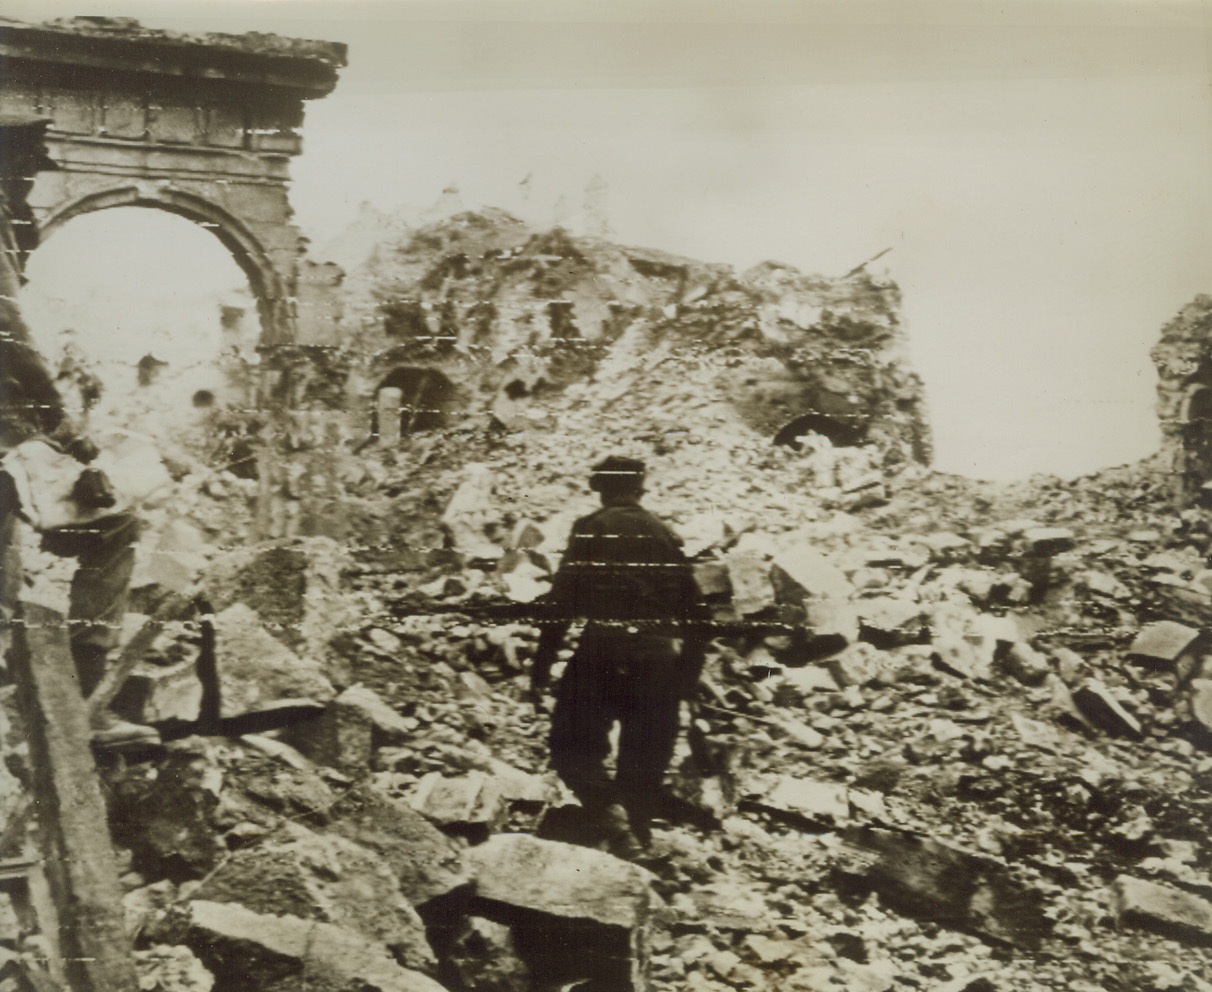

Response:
(773, 411), (868, 450)
(374, 366), (458, 439)
(37, 186), (285, 345)
(0, 15), (346, 346)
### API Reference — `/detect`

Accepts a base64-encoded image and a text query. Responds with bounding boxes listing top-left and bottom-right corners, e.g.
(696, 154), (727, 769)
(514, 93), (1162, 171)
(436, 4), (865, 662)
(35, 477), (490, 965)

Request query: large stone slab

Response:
(409, 772), (508, 839)
(328, 785), (470, 908)
(204, 537), (358, 666)
(191, 821), (435, 973)
(1072, 679), (1142, 739)
(834, 827), (1049, 949)
(212, 603), (335, 719)
(770, 544), (851, 602)
(465, 833), (658, 991)
(178, 900), (447, 992)
(745, 777), (850, 829)
(1128, 621), (1202, 668)
(1114, 875), (1212, 946)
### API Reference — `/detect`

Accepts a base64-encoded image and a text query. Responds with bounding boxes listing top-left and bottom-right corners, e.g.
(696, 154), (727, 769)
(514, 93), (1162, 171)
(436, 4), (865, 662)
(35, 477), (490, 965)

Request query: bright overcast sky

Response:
(9, 0), (1212, 480)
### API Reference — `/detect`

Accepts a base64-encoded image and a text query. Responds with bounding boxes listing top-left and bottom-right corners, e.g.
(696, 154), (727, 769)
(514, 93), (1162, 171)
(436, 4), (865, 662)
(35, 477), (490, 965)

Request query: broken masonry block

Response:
(408, 771), (508, 841)
(1000, 642), (1051, 686)
(1072, 678), (1142, 739)
(281, 687), (375, 774)
(693, 561), (731, 599)
(464, 833), (658, 992)
(178, 900), (447, 992)
(328, 784), (471, 909)
(743, 776), (849, 829)
(834, 827), (1050, 949)
(444, 916), (532, 992)
(1114, 875), (1212, 946)
(856, 597), (926, 649)
(1128, 621), (1202, 670)
(724, 548), (776, 617)
(190, 820), (437, 974)
(770, 543), (852, 602)
(212, 602), (336, 719)
(1186, 679), (1212, 740)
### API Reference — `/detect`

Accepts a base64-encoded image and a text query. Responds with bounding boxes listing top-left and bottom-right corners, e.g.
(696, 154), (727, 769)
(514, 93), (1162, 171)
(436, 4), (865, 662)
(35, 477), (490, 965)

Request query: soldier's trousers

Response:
(38, 512), (140, 695)
(549, 627), (682, 836)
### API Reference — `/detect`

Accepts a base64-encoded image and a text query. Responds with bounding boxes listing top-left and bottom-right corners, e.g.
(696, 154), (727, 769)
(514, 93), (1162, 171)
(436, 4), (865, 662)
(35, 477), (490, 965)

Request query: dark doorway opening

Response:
(773, 412), (867, 450)
(374, 366), (457, 437)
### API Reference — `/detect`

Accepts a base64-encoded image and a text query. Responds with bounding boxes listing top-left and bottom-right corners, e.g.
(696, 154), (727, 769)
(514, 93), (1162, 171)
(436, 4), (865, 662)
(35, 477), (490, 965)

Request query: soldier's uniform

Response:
(532, 456), (708, 856)
(0, 116), (152, 746)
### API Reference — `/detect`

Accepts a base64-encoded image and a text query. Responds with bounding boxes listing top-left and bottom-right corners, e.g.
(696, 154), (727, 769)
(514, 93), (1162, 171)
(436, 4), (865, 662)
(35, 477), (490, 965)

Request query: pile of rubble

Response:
(8, 431), (1202, 990)
(5, 211), (1212, 990)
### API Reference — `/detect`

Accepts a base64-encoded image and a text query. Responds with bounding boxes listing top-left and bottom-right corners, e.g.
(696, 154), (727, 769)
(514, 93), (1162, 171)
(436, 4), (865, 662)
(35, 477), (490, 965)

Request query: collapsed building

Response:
(3, 13), (1212, 992)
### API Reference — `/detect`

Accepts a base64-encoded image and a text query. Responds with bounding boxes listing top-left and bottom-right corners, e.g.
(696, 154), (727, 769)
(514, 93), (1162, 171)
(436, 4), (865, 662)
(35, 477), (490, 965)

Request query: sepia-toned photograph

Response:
(0, 1), (1209, 989)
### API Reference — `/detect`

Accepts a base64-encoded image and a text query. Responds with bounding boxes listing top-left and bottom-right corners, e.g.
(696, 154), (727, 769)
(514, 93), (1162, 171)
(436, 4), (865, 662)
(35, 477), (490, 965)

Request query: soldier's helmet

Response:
(589, 455), (646, 495)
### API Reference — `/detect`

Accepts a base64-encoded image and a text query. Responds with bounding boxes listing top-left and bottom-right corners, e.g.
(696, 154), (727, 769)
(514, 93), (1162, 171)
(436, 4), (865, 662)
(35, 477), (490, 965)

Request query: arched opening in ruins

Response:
(372, 367), (458, 439)
(773, 412), (868, 451)
(19, 206), (259, 463)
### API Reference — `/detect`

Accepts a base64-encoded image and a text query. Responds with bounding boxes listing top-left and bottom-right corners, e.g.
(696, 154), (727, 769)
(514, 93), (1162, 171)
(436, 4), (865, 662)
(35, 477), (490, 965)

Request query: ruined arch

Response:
(0, 16), (346, 348)
(773, 411), (868, 450)
(373, 366), (458, 438)
(37, 186), (285, 343)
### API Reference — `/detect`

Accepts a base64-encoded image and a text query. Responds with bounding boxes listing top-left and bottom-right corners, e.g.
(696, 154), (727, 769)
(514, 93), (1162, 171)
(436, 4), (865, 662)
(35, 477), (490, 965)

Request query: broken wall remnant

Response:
(331, 209), (932, 467)
(1152, 295), (1212, 502)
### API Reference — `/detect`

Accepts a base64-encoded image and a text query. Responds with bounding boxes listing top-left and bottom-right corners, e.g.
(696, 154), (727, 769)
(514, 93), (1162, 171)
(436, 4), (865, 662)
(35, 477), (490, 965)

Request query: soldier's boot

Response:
(598, 803), (646, 862)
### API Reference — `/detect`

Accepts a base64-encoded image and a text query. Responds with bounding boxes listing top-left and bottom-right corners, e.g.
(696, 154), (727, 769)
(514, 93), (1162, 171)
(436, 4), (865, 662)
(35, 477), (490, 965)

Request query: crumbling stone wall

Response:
(1151, 295), (1212, 502)
(332, 210), (932, 468)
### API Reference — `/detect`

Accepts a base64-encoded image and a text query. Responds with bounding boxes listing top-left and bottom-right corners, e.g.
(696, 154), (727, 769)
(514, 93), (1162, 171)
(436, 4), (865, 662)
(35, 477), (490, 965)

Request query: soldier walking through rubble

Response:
(0, 115), (156, 748)
(530, 455), (710, 859)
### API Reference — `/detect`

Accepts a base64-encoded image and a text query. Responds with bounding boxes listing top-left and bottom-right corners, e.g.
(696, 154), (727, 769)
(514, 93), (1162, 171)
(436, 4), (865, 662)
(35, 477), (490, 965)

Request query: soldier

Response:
(0, 115), (156, 748)
(531, 456), (709, 858)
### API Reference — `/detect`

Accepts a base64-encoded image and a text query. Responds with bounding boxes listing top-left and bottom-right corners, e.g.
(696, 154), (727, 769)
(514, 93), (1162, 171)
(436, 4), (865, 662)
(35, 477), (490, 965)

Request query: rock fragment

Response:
(747, 777), (849, 828)
(212, 603), (336, 719)
(725, 548), (776, 617)
(178, 900), (447, 992)
(834, 827), (1049, 949)
(771, 543), (851, 601)
(464, 833), (657, 991)
(189, 821), (436, 973)
(1128, 621), (1202, 668)
(328, 785), (471, 908)
(132, 944), (214, 992)
(1020, 527), (1075, 556)
(1114, 875), (1212, 946)
(283, 688), (377, 774)
(444, 917), (532, 992)
(408, 771), (507, 839)
(1000, 642), (1050, 686)
(1072, 679), (1142, 738)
